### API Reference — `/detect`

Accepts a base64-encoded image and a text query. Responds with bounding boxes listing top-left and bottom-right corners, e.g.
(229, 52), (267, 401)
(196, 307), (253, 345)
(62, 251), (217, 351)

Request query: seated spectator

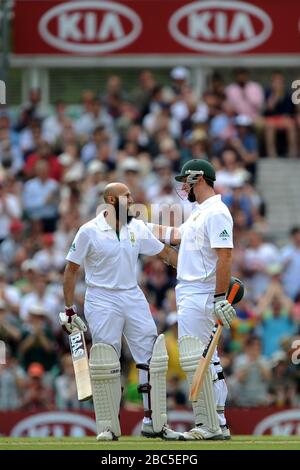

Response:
(19, 274), (60, 327)
(0, 179), (22, 243)
(226, 68), (264, 122)
(0, 348), (26, 410)
(24, 140), (63, 181)
(0, 218), (24, 267)
(22, 362), (54, 411)
(229, 115), (259, 178)
(19, 304), (57, 372)
(0, 299), (23, 357)
(233, 336), (271, 406)
(215, 149), (249, 192)
(42, 100), (74, 145)
(33, 232), (65, 274)
(281, 226), (300, 300)
(263, 71), (297, 158)
(23, 160), (60, 232)
(243, 230), (281, 300)
(269, 351), (297, 407)
(55, 354), (79, 409)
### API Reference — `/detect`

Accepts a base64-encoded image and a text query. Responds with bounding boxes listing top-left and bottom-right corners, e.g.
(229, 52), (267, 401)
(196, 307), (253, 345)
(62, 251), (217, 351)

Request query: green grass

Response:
(0, 436), (300, 450)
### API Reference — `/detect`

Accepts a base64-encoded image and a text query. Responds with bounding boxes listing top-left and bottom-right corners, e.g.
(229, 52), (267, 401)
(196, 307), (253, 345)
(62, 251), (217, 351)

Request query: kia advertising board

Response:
(14, 0), (300, 57)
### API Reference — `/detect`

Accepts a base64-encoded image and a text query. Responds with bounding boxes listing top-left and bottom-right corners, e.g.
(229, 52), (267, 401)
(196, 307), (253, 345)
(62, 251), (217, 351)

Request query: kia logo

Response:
(169, 0), (273, 54)
(11, 412), (96, 437)
(254, 410), (300, 435)
(38, 1), (142, 54)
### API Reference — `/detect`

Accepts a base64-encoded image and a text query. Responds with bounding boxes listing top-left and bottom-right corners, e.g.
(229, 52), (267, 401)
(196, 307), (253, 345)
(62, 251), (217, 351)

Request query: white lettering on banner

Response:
(169, 0), (273, 54)
(38, 1), (142, 53)
(229, 13), (255, 41)
(291, 339), (300, 364)
(59, 13), (82, 40)
(0, 80), (6, 105)
(98, 12), (124, 40)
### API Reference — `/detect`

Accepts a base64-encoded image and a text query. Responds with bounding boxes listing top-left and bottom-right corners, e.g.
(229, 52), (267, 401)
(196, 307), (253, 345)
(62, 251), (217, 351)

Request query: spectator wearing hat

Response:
(19, 305), (57, 372)
(16, 260), (39, 296)
(22, 362), (54, 411)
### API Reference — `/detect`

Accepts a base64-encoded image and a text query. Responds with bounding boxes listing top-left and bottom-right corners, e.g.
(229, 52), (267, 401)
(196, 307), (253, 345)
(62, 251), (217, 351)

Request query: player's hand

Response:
(214, 295), (236, 329)
(59, 305), (87, 334)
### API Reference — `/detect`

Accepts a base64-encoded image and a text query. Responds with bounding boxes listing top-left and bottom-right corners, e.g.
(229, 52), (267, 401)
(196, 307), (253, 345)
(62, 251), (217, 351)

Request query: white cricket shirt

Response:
(66, 212), (164, 289)
(177, 195), (233, 292)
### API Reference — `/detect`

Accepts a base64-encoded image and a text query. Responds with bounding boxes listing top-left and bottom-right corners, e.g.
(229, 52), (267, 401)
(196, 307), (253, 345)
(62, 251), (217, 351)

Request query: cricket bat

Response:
(189, 282), (240, 402)
(69, 330), (92, 401)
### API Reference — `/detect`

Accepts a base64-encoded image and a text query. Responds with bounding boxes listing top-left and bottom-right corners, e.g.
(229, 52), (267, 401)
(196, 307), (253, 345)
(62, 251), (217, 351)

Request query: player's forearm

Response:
(215, 250), (232, 295)
(63, 263), (79, 307)
(147, 223), (181, 245)
(158, 245), (178, 269)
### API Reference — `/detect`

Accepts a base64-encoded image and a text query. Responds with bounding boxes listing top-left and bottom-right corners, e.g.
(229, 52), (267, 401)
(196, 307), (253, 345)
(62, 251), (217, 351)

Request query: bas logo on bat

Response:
(70, 333), (85, 359)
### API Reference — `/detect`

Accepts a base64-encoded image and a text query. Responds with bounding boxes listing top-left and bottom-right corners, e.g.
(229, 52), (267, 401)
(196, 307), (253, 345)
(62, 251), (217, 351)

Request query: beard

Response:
(114, 198), (134, 224)
(188, 187), (196, 202)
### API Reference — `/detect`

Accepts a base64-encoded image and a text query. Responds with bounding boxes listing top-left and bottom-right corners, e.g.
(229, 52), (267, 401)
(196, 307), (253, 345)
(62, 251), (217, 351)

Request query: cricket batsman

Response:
(148, 159), (237, 440)
(59, 182), (183, 441)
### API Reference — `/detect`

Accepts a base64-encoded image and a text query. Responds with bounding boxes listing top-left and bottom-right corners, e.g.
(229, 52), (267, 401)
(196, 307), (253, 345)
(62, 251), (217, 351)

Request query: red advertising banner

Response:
(1, 407), (300, 436)
(14, 0), (300, 56)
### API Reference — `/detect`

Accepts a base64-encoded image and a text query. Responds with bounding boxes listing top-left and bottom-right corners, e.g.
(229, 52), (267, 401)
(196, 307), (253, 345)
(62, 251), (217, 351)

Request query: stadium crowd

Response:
(0, 67), (300, 412)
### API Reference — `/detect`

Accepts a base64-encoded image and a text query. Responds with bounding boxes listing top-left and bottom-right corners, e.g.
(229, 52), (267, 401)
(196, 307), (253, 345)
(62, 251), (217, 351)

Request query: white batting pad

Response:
(179, 336), (219, 432)
(149, 334), (168, 433)
(89, 343), (121, 437)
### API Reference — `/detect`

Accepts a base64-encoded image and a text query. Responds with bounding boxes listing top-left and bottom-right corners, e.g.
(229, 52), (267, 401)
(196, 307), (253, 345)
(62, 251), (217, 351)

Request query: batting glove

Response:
(214, 294), (236, 329)
(59, 305), (87, 334)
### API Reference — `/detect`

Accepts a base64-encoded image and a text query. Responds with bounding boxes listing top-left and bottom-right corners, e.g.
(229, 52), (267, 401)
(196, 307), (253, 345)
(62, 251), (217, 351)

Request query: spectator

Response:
(256, 280), (296, 358)
(55, 354), (79, 409)
(19, 305), (57, 372)
(263, 72), (297, 158)
(233, 336), (271, 406)
(281, 226), (300, 300)
(0, 349), (25, 410)
(0, 179), (22, 243)
(23, 160), (60, 232)
(243, 230), (281, 300)
(22, 362), (54, 410)
(226, 68), (264, 122)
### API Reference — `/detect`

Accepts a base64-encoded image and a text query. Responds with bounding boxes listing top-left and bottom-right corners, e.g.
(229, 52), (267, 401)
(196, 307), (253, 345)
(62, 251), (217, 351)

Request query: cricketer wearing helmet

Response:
(59, 182), (183, 441)
(148, 159), (236, 440)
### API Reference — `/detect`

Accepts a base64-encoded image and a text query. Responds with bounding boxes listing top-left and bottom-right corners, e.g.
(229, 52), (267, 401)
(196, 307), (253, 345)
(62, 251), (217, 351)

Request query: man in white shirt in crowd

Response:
(59, 182), (183, 441)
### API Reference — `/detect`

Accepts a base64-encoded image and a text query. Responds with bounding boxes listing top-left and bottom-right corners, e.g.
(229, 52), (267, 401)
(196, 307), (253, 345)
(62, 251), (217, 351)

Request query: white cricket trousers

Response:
(176, 285), (219, 349)
(84, 286), (157, 364)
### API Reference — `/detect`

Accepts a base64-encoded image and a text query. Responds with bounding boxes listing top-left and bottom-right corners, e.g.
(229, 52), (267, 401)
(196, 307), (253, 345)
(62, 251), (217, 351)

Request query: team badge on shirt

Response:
(130, 232), (136, 246)
(219, 229), (230, 240)
(69, 242), (76, 252)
